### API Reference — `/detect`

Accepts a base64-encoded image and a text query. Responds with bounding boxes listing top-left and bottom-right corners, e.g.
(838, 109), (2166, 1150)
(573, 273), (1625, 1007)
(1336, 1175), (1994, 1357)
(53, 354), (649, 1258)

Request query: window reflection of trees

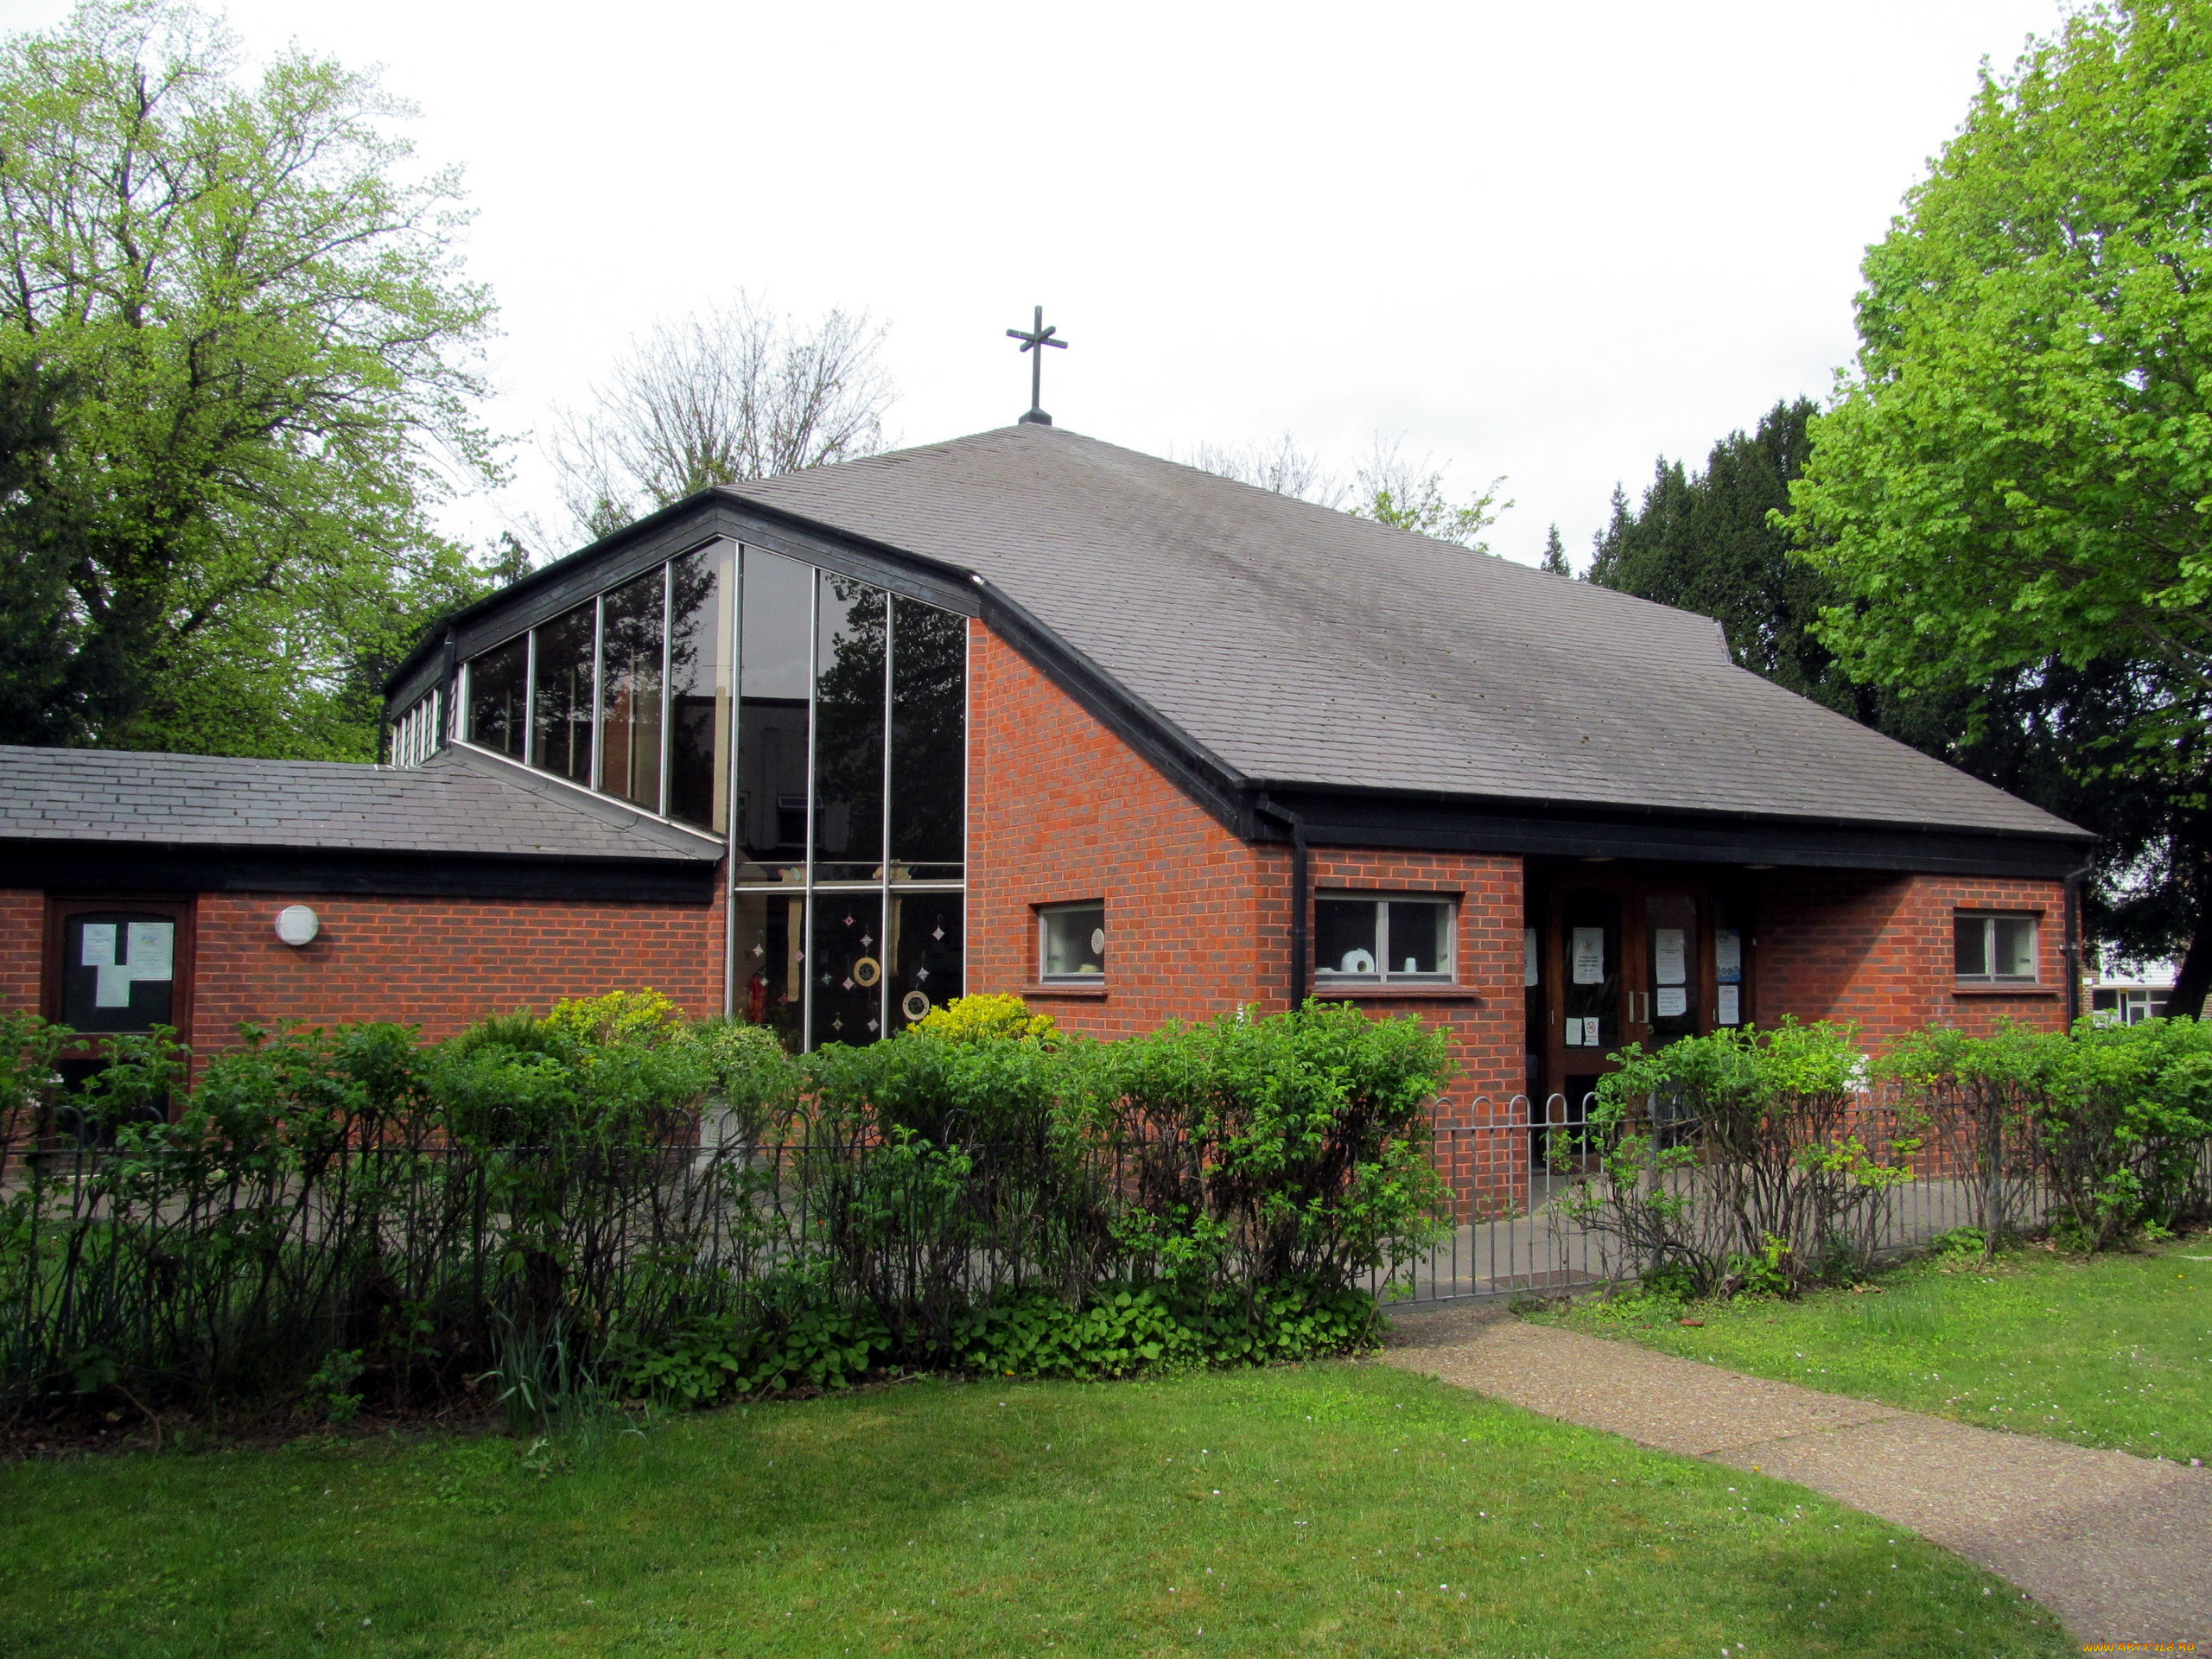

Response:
(599, 567), (664, 810)
(812, 576), (887, 878)
(892, 601), (966, 874)
(666, 544), (731, 830)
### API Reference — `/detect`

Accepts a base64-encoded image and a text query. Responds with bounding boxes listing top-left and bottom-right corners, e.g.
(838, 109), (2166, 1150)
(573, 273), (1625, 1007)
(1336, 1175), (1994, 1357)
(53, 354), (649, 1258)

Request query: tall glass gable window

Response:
(730, 555), (968, 1052)
(458, 539), (966, 1052)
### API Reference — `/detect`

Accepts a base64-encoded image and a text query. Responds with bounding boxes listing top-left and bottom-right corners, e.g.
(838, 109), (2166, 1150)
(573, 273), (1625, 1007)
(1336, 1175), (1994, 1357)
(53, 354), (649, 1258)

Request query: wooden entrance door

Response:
(1529, 865), (1752, 1121)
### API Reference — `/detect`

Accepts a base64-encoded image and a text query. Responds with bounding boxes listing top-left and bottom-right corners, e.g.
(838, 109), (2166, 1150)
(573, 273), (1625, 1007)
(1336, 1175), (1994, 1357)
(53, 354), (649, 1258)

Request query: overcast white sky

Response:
(3, 0), (2066, 567)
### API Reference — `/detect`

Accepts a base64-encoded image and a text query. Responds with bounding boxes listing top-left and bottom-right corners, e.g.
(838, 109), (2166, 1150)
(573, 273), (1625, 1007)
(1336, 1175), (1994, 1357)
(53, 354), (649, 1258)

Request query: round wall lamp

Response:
(275, 905), (321, 947)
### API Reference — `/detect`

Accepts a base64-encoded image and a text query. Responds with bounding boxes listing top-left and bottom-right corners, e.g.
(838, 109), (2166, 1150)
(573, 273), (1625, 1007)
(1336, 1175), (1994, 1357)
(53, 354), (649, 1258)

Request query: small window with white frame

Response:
(1039, 901), (1106, 981)
(1315, 894), (1455, 983)
(1955, 911), (2039, 983)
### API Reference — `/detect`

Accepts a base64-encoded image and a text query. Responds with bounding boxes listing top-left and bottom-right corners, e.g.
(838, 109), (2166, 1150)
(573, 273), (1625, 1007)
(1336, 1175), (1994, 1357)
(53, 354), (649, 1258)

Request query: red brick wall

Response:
(1755, 870), (2069, 1046)
(0, 889), (40, 1017)
(0, 885), (725, 1052)
(964, 624), (1524, 1118)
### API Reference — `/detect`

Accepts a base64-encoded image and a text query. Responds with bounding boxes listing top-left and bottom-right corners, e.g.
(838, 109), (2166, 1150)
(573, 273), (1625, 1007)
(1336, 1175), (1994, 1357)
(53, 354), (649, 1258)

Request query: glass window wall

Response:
(668, 542), (734, 831)
(531, 601), (596, 785)
(812, 575), (887, 884)
(459, 536), (967, 1052)
(735, 550), (813, 883)
(467, 634), (528, 760)
(599, 566), (665, 811)
(891, 601), (966, 880)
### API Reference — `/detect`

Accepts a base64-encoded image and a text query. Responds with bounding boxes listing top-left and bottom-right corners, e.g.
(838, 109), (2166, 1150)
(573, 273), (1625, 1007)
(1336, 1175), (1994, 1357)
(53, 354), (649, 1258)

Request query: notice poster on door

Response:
(1716, 928), (1743, 984)
(1718, 983), (1741, 1026)
(1656, 986), (1687, 1018)
(1570, 926), (1605, 985)
(1652, 926), (1687, 987)
(1565, 1016), (1602, 1047)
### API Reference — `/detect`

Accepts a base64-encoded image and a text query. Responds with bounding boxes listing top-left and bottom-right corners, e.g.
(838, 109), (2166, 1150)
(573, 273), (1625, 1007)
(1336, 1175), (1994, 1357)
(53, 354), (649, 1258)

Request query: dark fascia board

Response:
(1250, 785), (2093, 880)
(383, 494), (984, 716)
(5, 841), (720, 903)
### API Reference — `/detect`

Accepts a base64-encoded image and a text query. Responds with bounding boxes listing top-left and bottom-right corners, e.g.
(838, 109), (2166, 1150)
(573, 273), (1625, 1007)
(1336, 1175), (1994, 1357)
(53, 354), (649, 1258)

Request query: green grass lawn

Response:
(0, 1364), (2063, 1659)
(1545, 1236), (2212, 1462)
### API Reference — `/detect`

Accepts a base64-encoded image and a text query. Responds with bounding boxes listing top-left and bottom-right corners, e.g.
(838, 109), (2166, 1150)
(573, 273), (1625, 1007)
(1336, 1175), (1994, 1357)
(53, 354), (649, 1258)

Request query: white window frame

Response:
(1954, 911), (2040, 985)
(1037, 900), (1107, 983)
(1313, 893), (1458, 985)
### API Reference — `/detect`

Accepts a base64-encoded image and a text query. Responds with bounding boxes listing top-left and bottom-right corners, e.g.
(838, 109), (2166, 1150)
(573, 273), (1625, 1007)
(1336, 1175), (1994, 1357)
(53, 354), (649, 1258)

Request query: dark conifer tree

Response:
(1538, 524), (1569, 575)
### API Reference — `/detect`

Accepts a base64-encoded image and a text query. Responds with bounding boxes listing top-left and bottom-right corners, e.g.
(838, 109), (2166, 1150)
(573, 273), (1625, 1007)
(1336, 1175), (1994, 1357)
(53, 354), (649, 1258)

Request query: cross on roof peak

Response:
(1006, 305), (1067, 427)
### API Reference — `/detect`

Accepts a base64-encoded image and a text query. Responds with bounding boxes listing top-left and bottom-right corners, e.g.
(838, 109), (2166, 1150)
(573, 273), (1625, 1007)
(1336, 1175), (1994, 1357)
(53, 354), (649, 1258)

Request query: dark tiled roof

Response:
(725, 425), (2081, 840)
(0, 744), (720, 862)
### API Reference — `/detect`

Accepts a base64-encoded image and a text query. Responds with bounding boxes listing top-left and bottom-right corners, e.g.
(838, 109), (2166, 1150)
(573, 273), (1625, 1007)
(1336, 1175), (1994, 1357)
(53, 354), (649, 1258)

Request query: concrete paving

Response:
(1382, 1304), (2211, 1644)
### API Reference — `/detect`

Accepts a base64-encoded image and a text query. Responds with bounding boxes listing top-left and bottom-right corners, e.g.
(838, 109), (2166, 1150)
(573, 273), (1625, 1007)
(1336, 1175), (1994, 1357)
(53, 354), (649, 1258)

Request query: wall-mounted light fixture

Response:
(275, 905), (321, 947)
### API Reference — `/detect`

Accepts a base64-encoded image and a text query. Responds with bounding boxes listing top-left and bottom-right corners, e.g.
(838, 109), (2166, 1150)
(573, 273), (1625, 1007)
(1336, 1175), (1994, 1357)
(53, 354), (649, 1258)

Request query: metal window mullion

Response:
(524, 627), (537, 768)
(589, 593), (607, 793)
(801, 569), (820, 1052)
(723, 545), (743, 1020)
(880, 595), (895, 1039)
(658, 560), (673, 817)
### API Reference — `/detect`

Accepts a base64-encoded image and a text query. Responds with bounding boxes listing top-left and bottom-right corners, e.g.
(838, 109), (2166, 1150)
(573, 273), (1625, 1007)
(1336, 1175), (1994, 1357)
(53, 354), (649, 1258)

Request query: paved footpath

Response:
(1382, 1304), (2211, 1645)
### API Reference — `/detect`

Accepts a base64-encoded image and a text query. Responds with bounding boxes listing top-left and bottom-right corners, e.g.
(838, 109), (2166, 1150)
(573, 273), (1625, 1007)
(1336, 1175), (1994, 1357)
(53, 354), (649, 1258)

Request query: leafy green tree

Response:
(1351, 437), (1505, 552)
(1784, 0), (2212, 1013)
(0, 355), (85, 744)
(0, 0), (500, 759)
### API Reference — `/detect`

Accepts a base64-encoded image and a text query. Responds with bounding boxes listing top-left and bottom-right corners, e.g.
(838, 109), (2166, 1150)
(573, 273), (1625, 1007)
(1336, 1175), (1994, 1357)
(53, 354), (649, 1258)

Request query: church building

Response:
(0, 424), (2090, 1115)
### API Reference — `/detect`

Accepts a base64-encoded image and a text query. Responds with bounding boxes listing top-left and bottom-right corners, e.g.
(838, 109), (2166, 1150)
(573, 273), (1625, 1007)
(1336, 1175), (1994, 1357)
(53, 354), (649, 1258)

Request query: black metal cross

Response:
(1007, 305), (1067, 426)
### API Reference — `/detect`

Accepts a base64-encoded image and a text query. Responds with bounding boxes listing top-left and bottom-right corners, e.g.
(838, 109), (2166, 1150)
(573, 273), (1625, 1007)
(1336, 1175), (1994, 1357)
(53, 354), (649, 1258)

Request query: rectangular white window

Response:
(1039, 902), (1106, 980)
(1315, 895), (1455, 983)
(1955, 912), (2038, 983)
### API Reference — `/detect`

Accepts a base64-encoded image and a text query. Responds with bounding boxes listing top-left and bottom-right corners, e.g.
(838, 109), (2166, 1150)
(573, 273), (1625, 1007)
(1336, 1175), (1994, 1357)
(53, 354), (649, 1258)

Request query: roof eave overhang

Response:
(1245, 781), (2093, 880)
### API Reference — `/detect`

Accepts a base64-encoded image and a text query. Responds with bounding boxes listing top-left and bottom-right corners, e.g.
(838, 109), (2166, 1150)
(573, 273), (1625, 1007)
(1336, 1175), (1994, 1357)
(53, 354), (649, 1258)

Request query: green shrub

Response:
(1100, 1000), (1454, 1291)
(1567, 1019), (1916, 1296)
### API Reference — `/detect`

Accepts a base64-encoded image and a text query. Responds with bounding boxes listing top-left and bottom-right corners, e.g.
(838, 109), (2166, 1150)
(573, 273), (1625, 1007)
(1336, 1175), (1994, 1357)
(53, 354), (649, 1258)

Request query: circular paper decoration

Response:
(852, 956), (881, 988)
(1090, 927), (1106, 956)
(275, 905), (320, 947)
(901, 990), (931, 1022)
(1340, 948), (1376, 975)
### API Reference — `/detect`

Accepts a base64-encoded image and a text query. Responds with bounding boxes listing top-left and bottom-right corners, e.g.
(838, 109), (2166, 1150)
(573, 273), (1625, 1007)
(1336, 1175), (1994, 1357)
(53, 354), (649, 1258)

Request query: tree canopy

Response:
(1784, 0), (2212, 1010)
(1589, 399), (1865, 710)
(0, 0), (500, 759)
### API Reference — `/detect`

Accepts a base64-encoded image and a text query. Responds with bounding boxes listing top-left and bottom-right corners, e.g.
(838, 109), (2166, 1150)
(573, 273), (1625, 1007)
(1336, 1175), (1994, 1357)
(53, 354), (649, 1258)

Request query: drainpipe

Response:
(1255, 795), (1308, 1011)
(2063, 855), (2097, 1029)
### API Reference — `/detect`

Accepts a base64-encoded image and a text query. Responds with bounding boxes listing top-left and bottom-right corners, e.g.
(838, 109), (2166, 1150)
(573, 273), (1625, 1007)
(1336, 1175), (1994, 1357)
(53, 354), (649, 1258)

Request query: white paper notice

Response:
(1653, 927), (1687, 987)
(127, 922), (173, 979)
(1564, 1017), (1580, 1047)
(1584, 1017), (1603, 1047)
(1656, 986), (1688, 1019)
(1716, 928), (1743, 984)
(82, 919), (172, 1007)
(1523, 927), (1539, 988)
(1570, 927), (1605, 985)
(1718, 983), (1741, 1026)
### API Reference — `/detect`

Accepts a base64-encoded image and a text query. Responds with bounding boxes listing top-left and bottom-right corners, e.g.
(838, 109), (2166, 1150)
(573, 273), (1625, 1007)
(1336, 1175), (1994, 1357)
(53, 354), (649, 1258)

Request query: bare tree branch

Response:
(549, 293), (895, 543)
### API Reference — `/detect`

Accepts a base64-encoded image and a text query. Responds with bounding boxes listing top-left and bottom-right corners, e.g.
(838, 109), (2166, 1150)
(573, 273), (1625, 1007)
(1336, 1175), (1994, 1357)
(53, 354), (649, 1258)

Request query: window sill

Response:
(1315, 984), (1481, 1002)
(1952, 983), (2059, 996)
(1025, 982), (1109, 999)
